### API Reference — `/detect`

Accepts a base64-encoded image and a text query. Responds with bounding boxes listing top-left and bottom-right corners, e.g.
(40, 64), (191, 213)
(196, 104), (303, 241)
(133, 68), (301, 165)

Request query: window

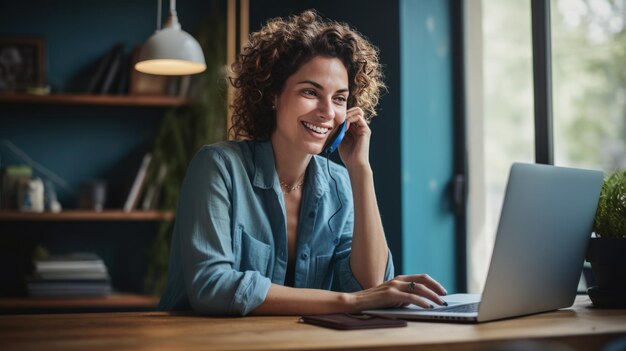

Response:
(552, 0), (626, 171)
(466, 0), (626, 292)
(466, 0), (535, 292)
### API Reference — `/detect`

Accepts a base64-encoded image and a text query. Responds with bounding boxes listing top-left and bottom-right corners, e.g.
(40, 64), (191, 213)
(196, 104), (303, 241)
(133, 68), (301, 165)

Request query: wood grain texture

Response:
(0, 210), (174, 221)
(1, 296), (625, 351)
(0, 93), (190, 107)
(0, 293), (158, 310)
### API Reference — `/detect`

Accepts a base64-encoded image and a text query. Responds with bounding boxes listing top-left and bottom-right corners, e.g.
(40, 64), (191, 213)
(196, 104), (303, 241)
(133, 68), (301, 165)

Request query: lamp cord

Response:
(156, 0), (162, 30)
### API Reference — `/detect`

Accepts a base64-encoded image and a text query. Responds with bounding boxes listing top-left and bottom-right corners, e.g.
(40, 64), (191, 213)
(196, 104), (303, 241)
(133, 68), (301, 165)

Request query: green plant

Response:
(594, 169), (626, 238)
(142, 15), (227, 296)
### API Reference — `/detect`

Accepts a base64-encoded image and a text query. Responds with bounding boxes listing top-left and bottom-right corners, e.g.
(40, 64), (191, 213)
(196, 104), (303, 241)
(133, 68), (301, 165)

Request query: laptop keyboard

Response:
(436, 302), (480, 313)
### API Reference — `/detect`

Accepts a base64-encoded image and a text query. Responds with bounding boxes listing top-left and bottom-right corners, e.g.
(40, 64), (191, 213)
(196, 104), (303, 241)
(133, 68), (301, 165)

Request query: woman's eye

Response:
(334, 96), (347, 104)
(302, 89), (317, 97)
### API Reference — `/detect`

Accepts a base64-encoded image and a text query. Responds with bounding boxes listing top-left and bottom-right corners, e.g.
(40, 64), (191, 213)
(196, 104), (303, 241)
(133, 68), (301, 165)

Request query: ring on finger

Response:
(408, 281), (417, 293)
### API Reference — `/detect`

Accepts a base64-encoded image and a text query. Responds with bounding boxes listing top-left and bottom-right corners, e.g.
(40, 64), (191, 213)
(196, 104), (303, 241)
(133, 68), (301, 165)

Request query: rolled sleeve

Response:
(177, 148), (271, 315)
(231, 271), (272, 314)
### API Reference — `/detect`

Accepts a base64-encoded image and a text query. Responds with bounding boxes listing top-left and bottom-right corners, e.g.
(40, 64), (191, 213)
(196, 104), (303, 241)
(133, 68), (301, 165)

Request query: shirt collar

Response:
(252, 141), (330, 196)
(252, 141), (277, 190)
(307, 155), (331, 198)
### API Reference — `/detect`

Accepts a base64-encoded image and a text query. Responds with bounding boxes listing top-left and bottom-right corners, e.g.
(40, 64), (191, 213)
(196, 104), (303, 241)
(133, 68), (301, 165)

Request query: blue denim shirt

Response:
(158, 140), (394, 315)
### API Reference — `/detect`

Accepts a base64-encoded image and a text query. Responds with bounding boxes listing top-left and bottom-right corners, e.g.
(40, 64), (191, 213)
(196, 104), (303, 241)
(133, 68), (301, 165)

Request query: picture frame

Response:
(0, 37), (45, 92)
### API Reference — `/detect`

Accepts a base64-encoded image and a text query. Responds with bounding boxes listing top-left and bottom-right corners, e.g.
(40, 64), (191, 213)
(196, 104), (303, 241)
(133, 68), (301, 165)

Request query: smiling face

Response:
(271, 56), (349, 156)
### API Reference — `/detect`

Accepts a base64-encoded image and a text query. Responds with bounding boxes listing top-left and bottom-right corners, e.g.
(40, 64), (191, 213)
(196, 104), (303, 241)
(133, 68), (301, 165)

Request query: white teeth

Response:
(302, 122), (329, 134)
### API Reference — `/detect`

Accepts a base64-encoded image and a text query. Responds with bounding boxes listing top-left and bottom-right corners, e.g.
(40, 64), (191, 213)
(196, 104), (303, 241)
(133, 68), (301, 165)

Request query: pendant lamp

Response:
(135, 0), (206, 75)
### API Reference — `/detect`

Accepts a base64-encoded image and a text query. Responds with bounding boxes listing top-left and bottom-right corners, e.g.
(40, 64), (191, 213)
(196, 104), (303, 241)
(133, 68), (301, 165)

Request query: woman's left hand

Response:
(338, 107), (371, 170)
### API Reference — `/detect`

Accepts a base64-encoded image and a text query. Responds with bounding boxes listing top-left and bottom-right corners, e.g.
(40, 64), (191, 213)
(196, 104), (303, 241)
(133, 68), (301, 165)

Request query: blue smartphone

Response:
(321, 121), (347, 155)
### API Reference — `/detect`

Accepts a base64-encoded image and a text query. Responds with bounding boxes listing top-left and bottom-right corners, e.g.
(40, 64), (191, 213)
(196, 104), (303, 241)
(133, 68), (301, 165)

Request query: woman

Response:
(159, 10), (447, 316)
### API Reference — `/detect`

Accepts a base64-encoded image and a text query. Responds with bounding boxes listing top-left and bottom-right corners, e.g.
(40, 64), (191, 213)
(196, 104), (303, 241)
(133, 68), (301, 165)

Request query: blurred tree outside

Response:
(552, 0), (626, 171)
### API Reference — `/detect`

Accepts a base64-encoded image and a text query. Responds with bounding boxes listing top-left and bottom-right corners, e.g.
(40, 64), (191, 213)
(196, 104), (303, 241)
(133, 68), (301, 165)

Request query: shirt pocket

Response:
(313, 254), (334, 288)
(233, 225), (272, 277)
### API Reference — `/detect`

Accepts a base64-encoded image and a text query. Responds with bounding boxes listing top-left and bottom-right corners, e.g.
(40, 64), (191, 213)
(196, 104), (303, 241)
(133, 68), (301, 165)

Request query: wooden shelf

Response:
(0, 210), (174, 221)
(0, 93), (191, 107)
(0, 293), (159, 313)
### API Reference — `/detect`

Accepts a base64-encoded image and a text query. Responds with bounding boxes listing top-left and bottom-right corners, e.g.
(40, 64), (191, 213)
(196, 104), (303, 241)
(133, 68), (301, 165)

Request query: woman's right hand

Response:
(346, 274), (448, 312)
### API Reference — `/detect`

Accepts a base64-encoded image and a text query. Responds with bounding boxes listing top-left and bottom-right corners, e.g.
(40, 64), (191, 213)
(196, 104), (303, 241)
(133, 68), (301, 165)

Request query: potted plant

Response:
(586, 169), (626, 308)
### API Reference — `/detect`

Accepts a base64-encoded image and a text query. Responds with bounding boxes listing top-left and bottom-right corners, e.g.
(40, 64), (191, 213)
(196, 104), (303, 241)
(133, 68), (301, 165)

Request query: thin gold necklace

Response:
(279, 175), (305, 194)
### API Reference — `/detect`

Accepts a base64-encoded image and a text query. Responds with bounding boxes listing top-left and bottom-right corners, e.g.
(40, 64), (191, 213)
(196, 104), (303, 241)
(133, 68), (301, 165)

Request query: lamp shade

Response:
(135, 26), (206, 75)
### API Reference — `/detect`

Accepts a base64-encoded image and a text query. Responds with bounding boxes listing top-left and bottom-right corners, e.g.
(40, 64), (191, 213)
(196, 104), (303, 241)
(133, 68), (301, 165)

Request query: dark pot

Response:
(586, 237), (626, 308)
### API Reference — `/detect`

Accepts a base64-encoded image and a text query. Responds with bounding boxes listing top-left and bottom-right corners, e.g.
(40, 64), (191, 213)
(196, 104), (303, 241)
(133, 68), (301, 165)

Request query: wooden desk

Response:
(0, 293), (159, 314)
(1, 296), (625, 351)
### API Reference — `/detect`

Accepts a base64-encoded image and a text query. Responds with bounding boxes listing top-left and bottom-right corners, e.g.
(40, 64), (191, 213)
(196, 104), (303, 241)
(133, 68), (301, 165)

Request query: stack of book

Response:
(27, 253), (112, 298)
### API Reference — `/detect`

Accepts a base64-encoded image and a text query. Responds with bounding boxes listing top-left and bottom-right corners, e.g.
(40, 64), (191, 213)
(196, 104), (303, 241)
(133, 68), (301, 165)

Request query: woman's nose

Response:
(317, 98), (335, 120)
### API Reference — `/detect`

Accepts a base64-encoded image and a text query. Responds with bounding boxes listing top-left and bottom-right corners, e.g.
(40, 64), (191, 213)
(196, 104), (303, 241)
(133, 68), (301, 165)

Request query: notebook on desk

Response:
(364, 163), (603, 323)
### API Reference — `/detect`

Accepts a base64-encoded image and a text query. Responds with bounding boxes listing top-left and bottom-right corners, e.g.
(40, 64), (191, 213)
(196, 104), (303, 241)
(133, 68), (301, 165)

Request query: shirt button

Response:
(333, 238), (339, 244)
(308, 211), (315, 218)
(301, 253), (308, 260)
(281, 251), (285, 259)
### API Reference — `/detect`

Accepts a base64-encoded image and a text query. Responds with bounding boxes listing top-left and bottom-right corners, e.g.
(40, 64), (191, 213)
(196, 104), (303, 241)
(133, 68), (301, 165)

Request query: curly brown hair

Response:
(229, 10), (386, 140)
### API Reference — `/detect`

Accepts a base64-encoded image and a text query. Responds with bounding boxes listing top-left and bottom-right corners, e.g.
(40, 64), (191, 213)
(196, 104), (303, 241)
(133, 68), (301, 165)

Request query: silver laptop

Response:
(364, 163), (603, 323)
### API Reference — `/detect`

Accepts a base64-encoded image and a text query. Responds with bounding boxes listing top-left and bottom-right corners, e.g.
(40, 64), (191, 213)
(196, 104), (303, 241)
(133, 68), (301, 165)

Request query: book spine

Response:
(123, 153), (152, 212)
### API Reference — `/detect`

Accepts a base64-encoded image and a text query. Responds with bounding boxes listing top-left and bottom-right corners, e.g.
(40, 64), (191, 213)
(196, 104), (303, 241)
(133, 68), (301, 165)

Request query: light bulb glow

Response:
(135, 59), (206, 75)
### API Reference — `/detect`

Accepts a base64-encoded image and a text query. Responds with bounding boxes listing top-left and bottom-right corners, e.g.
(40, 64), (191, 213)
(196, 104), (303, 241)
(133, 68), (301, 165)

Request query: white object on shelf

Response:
(18, 177), (44, 213)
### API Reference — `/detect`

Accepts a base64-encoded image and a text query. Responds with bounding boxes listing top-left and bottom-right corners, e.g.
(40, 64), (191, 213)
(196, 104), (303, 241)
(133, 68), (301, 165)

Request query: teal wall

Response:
(0, 106), (161, 207)
(400, 0), (456, 291)
(0, 0), (222, 296)
(0, 1), (216, 92)
(0, 0), (220, 207)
